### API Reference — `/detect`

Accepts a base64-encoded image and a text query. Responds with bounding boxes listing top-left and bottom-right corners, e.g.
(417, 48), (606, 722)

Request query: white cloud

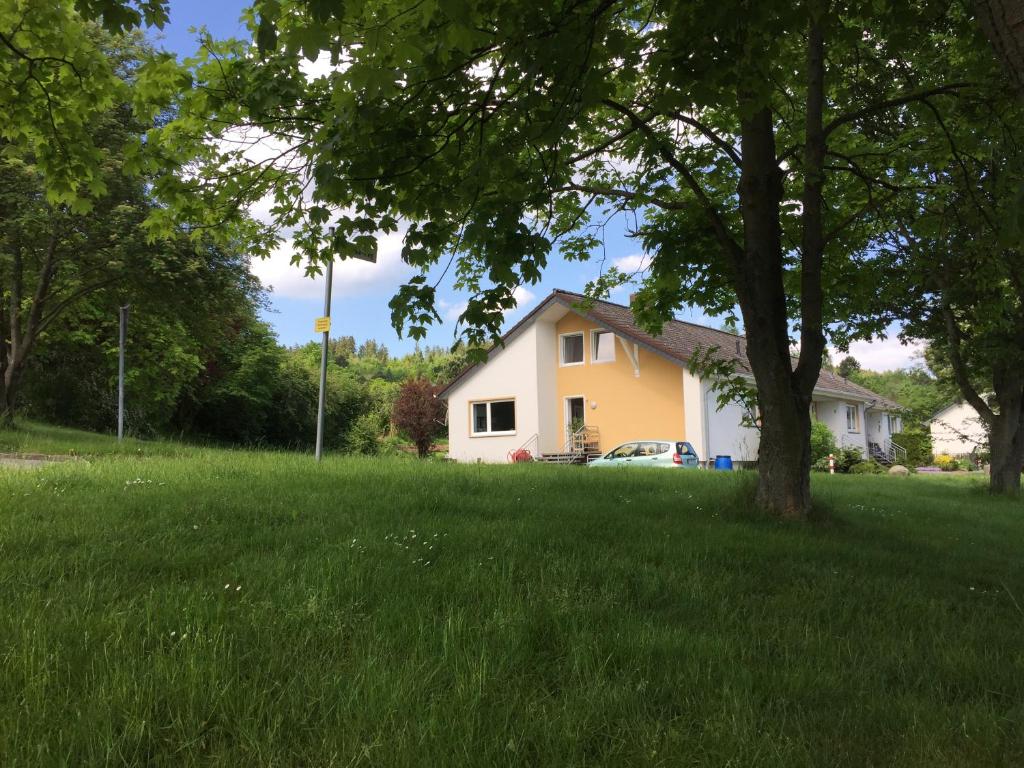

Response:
(440, 285), (537, 324)
(250, 230), (412, 300)
(440, 298), (468, 323)
(512, 285), (536, 308)
(611, 252), (650, 274)
(830, 337), (925, 372)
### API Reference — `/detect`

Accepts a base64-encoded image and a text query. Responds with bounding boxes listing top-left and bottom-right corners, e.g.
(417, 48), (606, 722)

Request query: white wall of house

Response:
(704, 388), (759, 463)
(814, 397), (869, 455)
(682, 369), (706, 460)
(534, 320), (559, 454)
(446, 323), (542, 463)
(931, 402), (988, 456)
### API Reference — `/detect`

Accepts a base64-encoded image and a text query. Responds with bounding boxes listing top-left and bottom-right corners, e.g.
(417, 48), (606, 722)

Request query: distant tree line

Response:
(18, 308), (469, 452)
(0, 27), (467, 453)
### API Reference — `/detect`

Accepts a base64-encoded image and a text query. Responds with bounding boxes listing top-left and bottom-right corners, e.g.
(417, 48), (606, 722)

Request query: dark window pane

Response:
(490, 400), (515, 432)
(473, 403), (488, 433)
(562, 334), (583, 364)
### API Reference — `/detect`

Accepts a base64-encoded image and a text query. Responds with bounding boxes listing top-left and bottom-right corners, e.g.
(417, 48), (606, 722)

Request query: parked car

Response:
(588, 440), (700, 468)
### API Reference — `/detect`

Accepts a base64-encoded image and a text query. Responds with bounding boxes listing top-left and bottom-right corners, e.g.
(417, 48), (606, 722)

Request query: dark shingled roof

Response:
(439, 289), (903, 410)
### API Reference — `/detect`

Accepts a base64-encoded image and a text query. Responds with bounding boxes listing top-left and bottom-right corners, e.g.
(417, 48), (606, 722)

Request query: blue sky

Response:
(156, 1), (920, 369)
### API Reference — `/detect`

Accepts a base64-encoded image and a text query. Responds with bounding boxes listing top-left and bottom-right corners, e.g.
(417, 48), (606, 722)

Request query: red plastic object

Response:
(509, 448), (533, 463)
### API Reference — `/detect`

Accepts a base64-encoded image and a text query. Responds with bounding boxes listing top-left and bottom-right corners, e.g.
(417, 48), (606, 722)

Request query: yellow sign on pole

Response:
(314, 316), (331, 334)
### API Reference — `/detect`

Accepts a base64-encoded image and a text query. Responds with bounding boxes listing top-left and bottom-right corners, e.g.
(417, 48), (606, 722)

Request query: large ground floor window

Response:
(471, 399), (516, 435)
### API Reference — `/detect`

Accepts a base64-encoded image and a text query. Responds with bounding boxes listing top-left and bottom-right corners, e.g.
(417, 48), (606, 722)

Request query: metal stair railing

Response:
(508, 433), (539, 462)
(535, 425), (601, 464)
(888, 440), (907, 465)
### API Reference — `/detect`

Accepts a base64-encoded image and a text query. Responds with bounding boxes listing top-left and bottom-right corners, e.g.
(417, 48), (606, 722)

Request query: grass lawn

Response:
(1, 424), (1023, 766)
(0, 421), (204, 458)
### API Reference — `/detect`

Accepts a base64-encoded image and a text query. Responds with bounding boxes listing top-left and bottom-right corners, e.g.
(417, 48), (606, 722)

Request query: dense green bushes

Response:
(810, 422), (868, 474)
(892, 430), (933, 467)
(849, 460), (886, 474)
(810, 420), (837, 463)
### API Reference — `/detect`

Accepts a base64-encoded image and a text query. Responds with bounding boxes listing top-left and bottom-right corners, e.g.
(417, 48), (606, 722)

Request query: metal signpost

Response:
(314, 259), (333, 462)
(117, 305), (129, 441)
(313, 235), (378, 462)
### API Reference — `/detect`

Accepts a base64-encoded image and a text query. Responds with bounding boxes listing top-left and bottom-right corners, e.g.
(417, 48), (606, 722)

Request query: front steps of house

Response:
(535, 448), (603, 465)
(512, 426), (602, 465)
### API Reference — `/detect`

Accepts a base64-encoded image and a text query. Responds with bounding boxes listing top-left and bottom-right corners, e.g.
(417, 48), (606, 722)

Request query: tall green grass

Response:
(0, 420), (203, 458)
(1, 426), (1022, 766)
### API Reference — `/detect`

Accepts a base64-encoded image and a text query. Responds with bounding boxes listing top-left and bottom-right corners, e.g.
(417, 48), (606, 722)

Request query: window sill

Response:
(470, 431), (517, 438)
(591, 358), (615, 365)
(559, 361), (585, 367)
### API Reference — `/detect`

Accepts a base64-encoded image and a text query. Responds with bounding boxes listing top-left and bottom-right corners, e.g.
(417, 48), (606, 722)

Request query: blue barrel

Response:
(714, 455), (734, 471)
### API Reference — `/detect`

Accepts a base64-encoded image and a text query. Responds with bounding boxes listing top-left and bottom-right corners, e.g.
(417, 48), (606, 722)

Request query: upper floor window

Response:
(560, 333), (584, 365)
(592, 330), (616, 363)
(846, 404), (860, 432)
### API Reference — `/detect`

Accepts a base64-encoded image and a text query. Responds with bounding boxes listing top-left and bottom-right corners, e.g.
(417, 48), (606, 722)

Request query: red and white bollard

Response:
(828, 453), (835, 475)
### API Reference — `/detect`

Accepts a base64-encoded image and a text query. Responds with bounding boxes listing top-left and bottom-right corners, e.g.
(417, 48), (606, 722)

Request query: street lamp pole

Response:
(117, 305), (129, 441)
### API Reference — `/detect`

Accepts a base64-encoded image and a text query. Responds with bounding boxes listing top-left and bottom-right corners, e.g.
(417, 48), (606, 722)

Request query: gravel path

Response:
(0, 453), (79, 470)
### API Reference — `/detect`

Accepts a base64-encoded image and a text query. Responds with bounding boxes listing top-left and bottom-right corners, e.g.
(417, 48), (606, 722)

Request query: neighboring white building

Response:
(929, 401), (989, 456)
(439, 290), (905, 465)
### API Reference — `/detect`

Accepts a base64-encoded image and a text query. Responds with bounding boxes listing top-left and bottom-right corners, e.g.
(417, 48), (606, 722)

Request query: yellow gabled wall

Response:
(553, 313), (686, 452)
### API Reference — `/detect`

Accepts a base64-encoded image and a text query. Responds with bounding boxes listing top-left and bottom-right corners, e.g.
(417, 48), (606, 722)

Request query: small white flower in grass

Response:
(170, 630), (177, 637)
(193, 525), (199, 530)
(236, 585), (241, 591)
(224, 583), (230, 589)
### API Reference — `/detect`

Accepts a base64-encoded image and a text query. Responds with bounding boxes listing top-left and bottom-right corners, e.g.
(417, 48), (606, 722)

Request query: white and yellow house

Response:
(439, 290), (904, 465)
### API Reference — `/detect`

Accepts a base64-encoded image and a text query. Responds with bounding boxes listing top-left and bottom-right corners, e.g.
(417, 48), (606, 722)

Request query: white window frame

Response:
(559, 332), (585, 367)
(470, 399), (517, 437)
(590, 329), (616, 364)
(846, 404), (860, 433)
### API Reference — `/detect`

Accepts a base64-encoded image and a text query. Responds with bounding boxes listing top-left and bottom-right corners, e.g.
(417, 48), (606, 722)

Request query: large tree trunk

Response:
(989, 416), (1024, 496)
(988, 369), (1024, 496)
(755, 375), (814, 518)
(1, 351), (26, 426)
(0, 233), (58, 428)
(730, 14), (826, 520)
(0, 378), (16, 427)
(735, 103), (816, 519)
(974, 0), (1024, 97)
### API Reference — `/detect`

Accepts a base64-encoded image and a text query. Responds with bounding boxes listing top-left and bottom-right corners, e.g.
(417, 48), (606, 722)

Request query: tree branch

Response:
(794, 10), (827, 396)
(601, 98), (743, 261)
(823, 83), (972, 137)
(665, 110), (742, 167)
(941, 300), (995, 425)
